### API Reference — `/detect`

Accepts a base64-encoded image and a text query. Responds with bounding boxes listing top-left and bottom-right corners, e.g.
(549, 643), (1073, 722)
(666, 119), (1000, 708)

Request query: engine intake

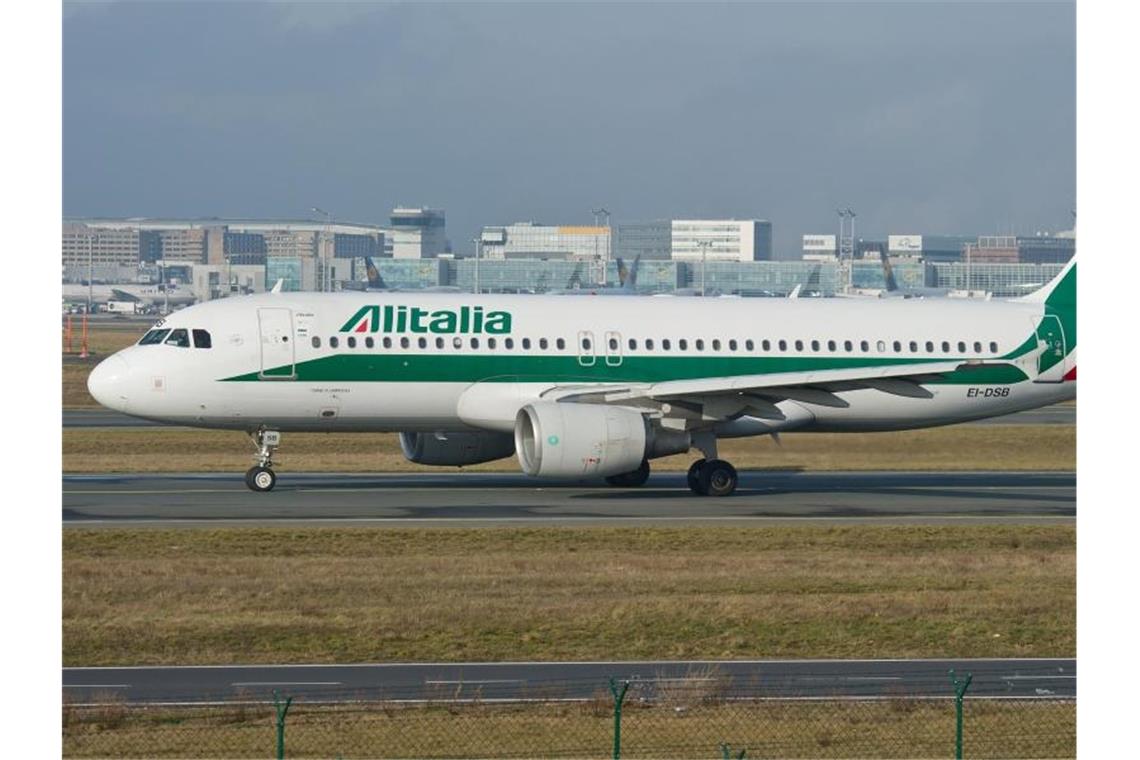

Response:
(399, 431), (515, 467)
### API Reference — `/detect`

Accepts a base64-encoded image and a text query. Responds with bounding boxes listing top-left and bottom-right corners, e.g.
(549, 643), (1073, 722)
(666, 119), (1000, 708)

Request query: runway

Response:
(62, 658), (1075, 704)
(63, 470), (1074, 526)
(62, 404), (1076, 428)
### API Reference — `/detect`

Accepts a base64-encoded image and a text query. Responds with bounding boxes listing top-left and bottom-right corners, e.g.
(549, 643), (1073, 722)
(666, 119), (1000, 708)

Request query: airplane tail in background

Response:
(364, 257), (387, 290)
(879, 250), (900, 292)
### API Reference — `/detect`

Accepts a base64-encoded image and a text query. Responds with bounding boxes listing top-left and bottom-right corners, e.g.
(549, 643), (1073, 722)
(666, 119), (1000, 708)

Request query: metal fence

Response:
(63, 671), (1074, 759)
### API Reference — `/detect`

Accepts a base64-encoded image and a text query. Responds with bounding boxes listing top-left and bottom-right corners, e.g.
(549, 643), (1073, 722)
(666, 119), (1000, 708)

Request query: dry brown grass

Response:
(61, 698), (1075, 759)
(62, 324), (148, 408)
(62, 424), (1074, 473)
(63, 526), (1075, 667)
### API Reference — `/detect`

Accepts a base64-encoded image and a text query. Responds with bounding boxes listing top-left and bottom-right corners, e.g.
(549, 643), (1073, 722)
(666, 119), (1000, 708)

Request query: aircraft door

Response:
(577, 331), (596, 367)
(258, 307), (296, 379)
(605, 330), (623, 367)
(1034, 314), (1069, 383)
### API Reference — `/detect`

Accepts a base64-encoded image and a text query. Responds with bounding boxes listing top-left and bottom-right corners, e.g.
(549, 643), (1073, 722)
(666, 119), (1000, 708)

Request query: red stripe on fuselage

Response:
(1063, 365), (1076, 381)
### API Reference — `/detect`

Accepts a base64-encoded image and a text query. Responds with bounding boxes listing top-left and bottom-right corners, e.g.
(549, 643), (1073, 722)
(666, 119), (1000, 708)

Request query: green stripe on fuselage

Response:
(223, 353), (1027, 385)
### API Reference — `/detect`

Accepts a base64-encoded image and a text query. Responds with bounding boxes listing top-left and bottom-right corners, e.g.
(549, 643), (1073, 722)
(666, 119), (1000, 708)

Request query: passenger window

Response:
(609, 337), (619, 350)
(678, 339), (687, 350)
(164, 329), (190, 348)
(794, 340), (804, 351)
(926, 341), (934, 352)
(646, 339), (655, 350)
(957, 341), (966, 353)
(712, 339), (721, 351)
(556, 338), (565, 350)
(366, 336), (375, 349)
(728, 339), (737, 351)
(192, 329), (212, 349)
(311, 336), (321, 349)
(400, 337), (410, 348)
(990, 341), (999, 353)
(454, 337), (463, 348)
(876, 340), (886, 352)
(909, 341), (918, 352)
(471, 337), (480, 349)
(695, 339), (704, 351)
(892, 341), (901, 352)
(662, 339), (671, 350)
(778, 340), (787, 351)
(844, 340), (853, 352)
(383, 337), (392, 349)
(522, 338), (532, 349)
(330, 336), (339, 349)
(810, 340), (820, 352)
(419, 337), (428, 349)
(827, 340), (836, 352)
(629, 339), (638, 350)
(436, 337), (445, 349)
(973, 341), (982, 353)
(505, 338), (515, 349)
(860, 340), (869, 352)
(942, 341), (951, 352)
(347, 336), (357, 348)
(487, 338), (496, 349)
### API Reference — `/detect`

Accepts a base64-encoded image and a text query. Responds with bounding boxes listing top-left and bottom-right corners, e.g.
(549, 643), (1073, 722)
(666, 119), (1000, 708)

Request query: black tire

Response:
(687, 459), (707, 495)
(606, 460), (650, 488)
(699, 459), (738, 497)
(246, 466), (276, 493)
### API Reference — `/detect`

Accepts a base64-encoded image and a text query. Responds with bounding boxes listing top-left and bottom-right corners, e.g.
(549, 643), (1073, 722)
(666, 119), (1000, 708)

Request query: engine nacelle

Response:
(515, 401), (691, 478)
(398, 431), (515, 467)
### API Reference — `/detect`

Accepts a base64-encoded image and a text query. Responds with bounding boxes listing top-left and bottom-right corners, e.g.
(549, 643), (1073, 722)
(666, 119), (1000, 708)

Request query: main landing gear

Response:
(686, 431), (739, 497)
(686, 459), (739, 497)
(245, 428), (281, 492)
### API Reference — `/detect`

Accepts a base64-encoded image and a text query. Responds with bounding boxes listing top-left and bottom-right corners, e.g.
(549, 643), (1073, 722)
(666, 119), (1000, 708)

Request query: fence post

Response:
(273, 690), (293, 760)
(720, 741), (746, 759)
(609, 677), (630, 760)
(949, 669), (973, 760)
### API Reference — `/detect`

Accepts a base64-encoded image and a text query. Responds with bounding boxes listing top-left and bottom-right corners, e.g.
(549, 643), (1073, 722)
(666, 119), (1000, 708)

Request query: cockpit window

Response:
(138, 329), (170, 345)
(192, 329), (212, 349)
(164, 328), (191, 348)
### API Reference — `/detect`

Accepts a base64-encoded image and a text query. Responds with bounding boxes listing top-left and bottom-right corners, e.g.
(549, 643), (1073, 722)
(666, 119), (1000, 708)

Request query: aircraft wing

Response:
(545, 359), (988, 420)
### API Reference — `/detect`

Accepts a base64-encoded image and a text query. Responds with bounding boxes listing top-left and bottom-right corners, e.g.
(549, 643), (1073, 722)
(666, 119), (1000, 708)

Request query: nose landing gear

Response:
(245, 428), (281, 492)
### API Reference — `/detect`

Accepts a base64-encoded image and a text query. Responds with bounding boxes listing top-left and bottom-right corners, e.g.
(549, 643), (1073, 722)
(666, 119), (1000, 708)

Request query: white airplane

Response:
(63, 282), (196, 308)
(87, 260), (1076, 495)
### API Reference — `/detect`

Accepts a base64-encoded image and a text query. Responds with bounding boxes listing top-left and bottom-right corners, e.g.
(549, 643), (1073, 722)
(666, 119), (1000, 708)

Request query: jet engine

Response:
(514, 401), (690, 478)
(398, 431), (515, 466)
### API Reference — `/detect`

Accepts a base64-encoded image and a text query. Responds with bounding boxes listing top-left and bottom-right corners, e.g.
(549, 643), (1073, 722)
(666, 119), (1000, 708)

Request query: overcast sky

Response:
(63, 1), (1074, 258)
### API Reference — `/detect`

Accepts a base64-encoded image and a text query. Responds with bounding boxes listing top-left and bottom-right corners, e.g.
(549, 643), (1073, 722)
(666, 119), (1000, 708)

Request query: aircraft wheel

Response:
(699, 459), (738, 497)
(605, 460), (650, 487)
(687, 459), (707, 495)
(245, 466), (277, 493)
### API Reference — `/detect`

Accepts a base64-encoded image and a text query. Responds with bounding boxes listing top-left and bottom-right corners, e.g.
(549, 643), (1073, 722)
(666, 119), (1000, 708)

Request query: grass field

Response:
(63, 526), (1075, 667)
(62, 424), (1074, 472)
(62, 698), (1075, 759)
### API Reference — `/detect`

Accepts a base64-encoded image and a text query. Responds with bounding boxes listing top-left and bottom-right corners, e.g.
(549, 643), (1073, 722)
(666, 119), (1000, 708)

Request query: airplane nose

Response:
(87, 354), (131, 411)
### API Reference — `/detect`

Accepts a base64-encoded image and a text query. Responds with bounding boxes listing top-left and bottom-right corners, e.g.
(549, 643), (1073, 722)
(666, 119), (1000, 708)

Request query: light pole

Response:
(837, 208), (856, 294)
(592, 208), (611, 286)
(311, 207), (332, 292)
(471, 237), (481, 294)
(696, 240), (712, 296)
(86, 233), (93, 315)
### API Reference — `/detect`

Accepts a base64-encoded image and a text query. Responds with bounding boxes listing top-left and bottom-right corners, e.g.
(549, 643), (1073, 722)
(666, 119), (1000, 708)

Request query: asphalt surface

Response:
(63, 405), (1075, 428)
(62, 658), (1075, 704)
(62, 471), (1074, 526)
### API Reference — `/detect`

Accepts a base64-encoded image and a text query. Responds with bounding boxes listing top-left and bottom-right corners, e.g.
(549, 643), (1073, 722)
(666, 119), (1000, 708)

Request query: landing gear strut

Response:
(605, 459), (651, 488)
(245, 428), (281, 492)
(686, 432), (738, 496)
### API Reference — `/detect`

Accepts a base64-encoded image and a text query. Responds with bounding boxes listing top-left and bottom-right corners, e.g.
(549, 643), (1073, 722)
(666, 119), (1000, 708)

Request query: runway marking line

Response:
(230, 681), (342, 687)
